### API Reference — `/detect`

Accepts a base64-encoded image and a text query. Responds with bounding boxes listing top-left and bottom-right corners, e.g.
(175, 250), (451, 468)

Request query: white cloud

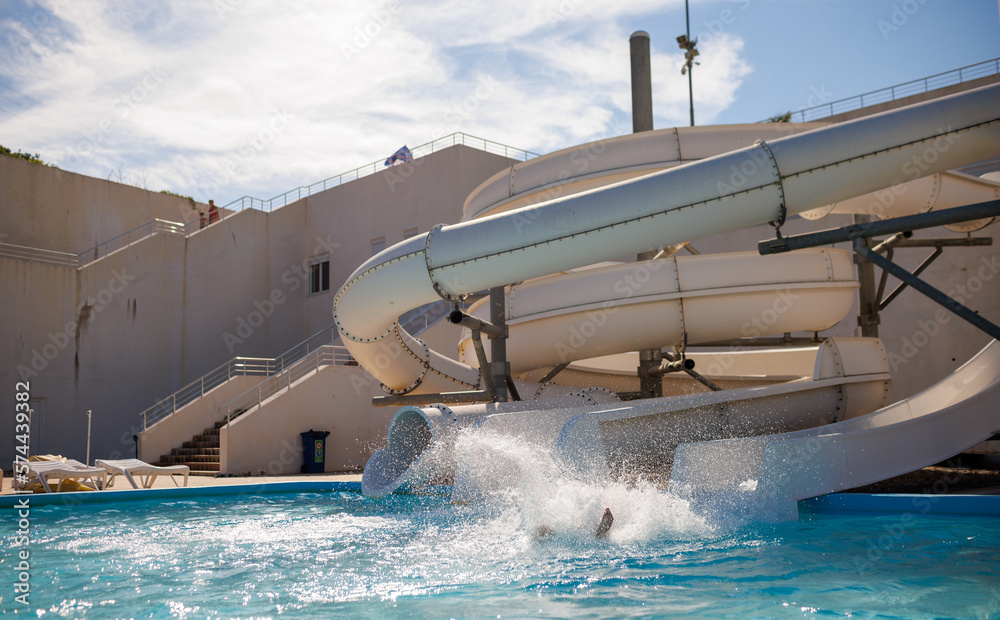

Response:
(0, 0), (752, 204)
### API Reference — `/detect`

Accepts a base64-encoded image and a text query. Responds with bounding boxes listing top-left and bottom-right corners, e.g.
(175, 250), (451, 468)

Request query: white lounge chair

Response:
(15, 458), (107, 493)
(96, 459), (190, 489)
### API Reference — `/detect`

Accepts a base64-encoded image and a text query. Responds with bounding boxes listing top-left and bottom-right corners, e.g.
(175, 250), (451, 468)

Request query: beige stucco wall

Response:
(137, 374), (264, 464)
(221, 364), (395, 474)
(2, 145), (516, 467)
(686, 214), (1000, 401)
(0, 155), (205, 252)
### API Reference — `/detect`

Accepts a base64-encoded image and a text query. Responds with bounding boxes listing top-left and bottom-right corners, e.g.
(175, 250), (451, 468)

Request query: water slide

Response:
(334, 83), (1000, 499)
(670, 339), (1000, 520)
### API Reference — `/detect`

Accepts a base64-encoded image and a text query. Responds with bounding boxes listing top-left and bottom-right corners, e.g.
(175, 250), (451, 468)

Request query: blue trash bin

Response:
(300, 430), (331, 474)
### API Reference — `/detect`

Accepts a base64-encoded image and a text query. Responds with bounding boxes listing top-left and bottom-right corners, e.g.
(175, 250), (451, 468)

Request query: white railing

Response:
(3, 133), (537, 270)
(221, 132), (539, 213)
(0, 242), (79, 267)
(779, 57), (1000, 123)
(139, 324), (340, 430)
(222, 345), (354, 425)
(77, 218), (187, 268)
(0, 218), (187, 269)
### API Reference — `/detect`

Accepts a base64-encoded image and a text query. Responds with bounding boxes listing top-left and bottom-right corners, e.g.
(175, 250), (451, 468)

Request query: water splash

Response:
(450, 428), (714, 544)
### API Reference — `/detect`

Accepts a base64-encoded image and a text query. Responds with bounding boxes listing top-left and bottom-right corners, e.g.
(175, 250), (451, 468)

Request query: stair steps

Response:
(154, 409), (248, 475)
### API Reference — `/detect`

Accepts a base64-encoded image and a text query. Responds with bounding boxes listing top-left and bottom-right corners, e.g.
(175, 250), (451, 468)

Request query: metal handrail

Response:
(779, 58), (1000, 123)
(221, 132), (539, 213)
(77, 218), (187, 268)
(0, 242), (79, 267)
(3, 134), (537, 270)
(138, 324), (340, 430)
(223, 345), (354, 425)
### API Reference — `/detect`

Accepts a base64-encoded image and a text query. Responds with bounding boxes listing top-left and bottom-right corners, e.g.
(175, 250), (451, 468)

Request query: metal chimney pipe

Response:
(631, 31), (662, 393)
(630, 31), (653, 133)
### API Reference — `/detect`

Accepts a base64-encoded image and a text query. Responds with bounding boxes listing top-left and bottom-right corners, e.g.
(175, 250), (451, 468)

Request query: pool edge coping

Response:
(3, 484), (998, 516)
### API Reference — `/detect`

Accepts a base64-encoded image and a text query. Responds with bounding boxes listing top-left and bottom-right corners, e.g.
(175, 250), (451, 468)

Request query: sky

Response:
(0, 0), (998, 209)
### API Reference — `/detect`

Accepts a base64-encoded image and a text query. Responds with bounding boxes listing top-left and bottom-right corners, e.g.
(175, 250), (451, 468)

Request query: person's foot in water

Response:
(595, 507), (614, 539)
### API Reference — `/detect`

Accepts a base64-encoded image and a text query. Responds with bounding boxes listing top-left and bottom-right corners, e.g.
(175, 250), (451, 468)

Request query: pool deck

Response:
(0, 471), (362, 497)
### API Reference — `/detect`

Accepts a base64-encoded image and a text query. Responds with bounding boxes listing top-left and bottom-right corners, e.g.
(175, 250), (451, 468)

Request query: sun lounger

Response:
(96, 459), (190, 489)
(15, 458), (107, 492)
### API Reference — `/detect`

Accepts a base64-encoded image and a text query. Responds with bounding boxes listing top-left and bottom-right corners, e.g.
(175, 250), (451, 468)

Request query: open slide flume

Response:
(334, 83), (1000, 504)
(670, 340), (1000, 520)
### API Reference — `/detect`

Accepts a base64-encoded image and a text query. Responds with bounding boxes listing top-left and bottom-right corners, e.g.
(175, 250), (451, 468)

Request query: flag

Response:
(384, 145), (413, 166)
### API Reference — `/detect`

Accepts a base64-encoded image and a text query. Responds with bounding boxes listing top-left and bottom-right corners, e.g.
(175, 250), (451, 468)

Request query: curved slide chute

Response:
(799, 170), (1000, 231)
(455, 248), (857, 371)
(670, 339), (1000, 520)
(334, 84), (1000, 394)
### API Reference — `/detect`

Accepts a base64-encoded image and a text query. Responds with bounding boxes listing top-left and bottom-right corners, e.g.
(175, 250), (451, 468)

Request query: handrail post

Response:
(172, 394), (176, 413)
(142, 412), (146, 431)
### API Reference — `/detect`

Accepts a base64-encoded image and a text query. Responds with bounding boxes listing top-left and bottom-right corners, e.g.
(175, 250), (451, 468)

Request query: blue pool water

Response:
(3, 485), (999, 618)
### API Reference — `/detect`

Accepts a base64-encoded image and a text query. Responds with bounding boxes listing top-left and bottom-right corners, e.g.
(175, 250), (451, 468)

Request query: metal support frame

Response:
(853, 214), (881, 337)
(489, 287), (513, 401)
(372, 390), (491, 408)
(759, 200), (1000, 343)
(376, 286), (516, 408)
(637, 349), (665, 399)
(853, 240), (1000, 341)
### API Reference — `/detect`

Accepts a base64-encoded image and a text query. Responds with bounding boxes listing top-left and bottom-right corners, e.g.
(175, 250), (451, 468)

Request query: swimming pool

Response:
(4, 482), (999, 618)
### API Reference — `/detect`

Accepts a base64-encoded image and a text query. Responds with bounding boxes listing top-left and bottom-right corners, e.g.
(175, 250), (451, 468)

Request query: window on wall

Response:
(402, 228), (419, 239)
(371, 236), (386, 256)
(309, 258), (330, 295)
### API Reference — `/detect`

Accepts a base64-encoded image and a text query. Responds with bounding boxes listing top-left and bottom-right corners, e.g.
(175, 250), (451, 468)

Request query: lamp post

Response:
(677, 0), (699, 126)
(85, 409), (92, 466)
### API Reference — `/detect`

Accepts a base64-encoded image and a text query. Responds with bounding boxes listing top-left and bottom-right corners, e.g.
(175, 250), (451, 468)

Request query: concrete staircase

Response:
(154, 410), (247, 475)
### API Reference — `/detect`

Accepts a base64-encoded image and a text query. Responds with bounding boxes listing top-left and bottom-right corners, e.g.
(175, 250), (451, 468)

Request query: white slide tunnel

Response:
(334, 83), (1000, 394)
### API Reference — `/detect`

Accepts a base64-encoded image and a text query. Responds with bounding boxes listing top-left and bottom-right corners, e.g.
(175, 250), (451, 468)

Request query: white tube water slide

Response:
(336, 83), (1000, 499)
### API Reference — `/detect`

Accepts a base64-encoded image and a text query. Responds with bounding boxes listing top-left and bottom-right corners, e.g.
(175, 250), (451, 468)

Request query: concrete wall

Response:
(686, 213), (1000, 401)
(221, 364), (395, 474)
(0, 155), (205, 252)
(297, 147), (517, 337)
(137, 374), (263, 464)
(1, 145), (516, 467)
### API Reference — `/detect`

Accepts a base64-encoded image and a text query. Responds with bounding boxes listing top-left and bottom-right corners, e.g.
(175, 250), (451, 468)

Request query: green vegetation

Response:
(159, 189), (196, 206)
(0, 144), (47, 165)
(767, 112), (793, 123)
